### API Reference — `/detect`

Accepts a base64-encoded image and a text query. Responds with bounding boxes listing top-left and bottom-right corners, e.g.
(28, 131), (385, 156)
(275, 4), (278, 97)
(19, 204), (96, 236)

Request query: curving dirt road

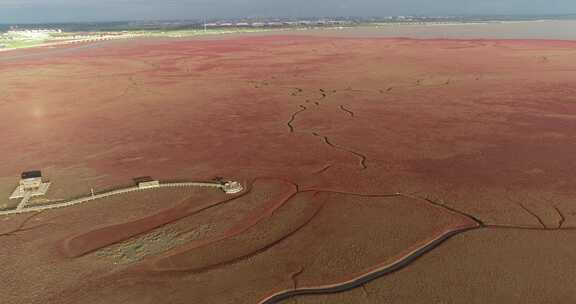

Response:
(258, 224), (480, 304)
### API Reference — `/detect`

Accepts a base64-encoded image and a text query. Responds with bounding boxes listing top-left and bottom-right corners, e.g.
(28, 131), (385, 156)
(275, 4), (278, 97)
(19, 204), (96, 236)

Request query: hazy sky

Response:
(1, 0), (575, 23)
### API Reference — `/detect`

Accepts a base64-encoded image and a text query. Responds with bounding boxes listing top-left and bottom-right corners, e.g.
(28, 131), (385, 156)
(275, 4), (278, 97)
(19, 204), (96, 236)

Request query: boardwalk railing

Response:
(0, 182), (224, 216)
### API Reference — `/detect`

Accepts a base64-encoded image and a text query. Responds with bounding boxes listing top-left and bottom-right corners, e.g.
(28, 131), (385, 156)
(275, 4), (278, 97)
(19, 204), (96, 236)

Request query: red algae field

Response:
(1, 35), (576, 303)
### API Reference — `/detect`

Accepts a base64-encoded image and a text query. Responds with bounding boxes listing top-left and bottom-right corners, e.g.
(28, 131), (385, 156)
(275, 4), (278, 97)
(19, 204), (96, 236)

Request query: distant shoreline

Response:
(2, 19), (576, 53)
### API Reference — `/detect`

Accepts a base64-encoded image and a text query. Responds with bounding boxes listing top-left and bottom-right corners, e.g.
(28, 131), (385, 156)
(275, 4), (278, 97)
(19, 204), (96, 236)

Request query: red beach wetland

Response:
(1, 34), (576, 303)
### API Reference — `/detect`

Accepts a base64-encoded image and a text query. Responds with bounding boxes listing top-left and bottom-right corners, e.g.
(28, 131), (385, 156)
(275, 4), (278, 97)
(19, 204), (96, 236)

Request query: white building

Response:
(7, 29), (62, 40)
(20, 171), (43, 190)
(134, 176), (161, 190)
(138, 180), (160, 189)
(222, 181), (243, 194)
(10, 170), (51, 200)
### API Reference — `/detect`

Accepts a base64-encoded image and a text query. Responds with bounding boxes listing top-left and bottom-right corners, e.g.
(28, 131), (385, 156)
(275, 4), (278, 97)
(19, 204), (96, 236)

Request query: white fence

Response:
(0, 182), (225, 216)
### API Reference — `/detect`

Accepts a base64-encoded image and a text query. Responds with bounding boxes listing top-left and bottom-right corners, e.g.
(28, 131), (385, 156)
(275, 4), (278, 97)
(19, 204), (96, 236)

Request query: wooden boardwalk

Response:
(0, 182), (224, 216)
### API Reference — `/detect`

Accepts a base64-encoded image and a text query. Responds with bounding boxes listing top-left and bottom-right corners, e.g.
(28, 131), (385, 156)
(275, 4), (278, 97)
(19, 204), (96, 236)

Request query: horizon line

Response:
(2, 13), (576, 26)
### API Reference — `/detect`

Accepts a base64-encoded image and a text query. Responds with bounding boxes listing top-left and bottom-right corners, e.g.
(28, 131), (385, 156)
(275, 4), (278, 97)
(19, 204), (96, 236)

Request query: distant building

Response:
(7, 29), (62, 40)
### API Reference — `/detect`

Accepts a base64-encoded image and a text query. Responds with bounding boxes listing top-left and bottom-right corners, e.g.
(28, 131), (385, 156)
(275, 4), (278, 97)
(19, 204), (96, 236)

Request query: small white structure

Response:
(21, 177), (42, 190)
(222, 181), (243, 194)
(10, 171), (51, 200)
(133, 176), (160, 190)
(138, 180), (160, 189)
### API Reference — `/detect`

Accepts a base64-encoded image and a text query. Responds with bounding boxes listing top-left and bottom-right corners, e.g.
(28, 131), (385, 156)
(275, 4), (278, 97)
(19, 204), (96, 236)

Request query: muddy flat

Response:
(1, 34), (576, 303)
